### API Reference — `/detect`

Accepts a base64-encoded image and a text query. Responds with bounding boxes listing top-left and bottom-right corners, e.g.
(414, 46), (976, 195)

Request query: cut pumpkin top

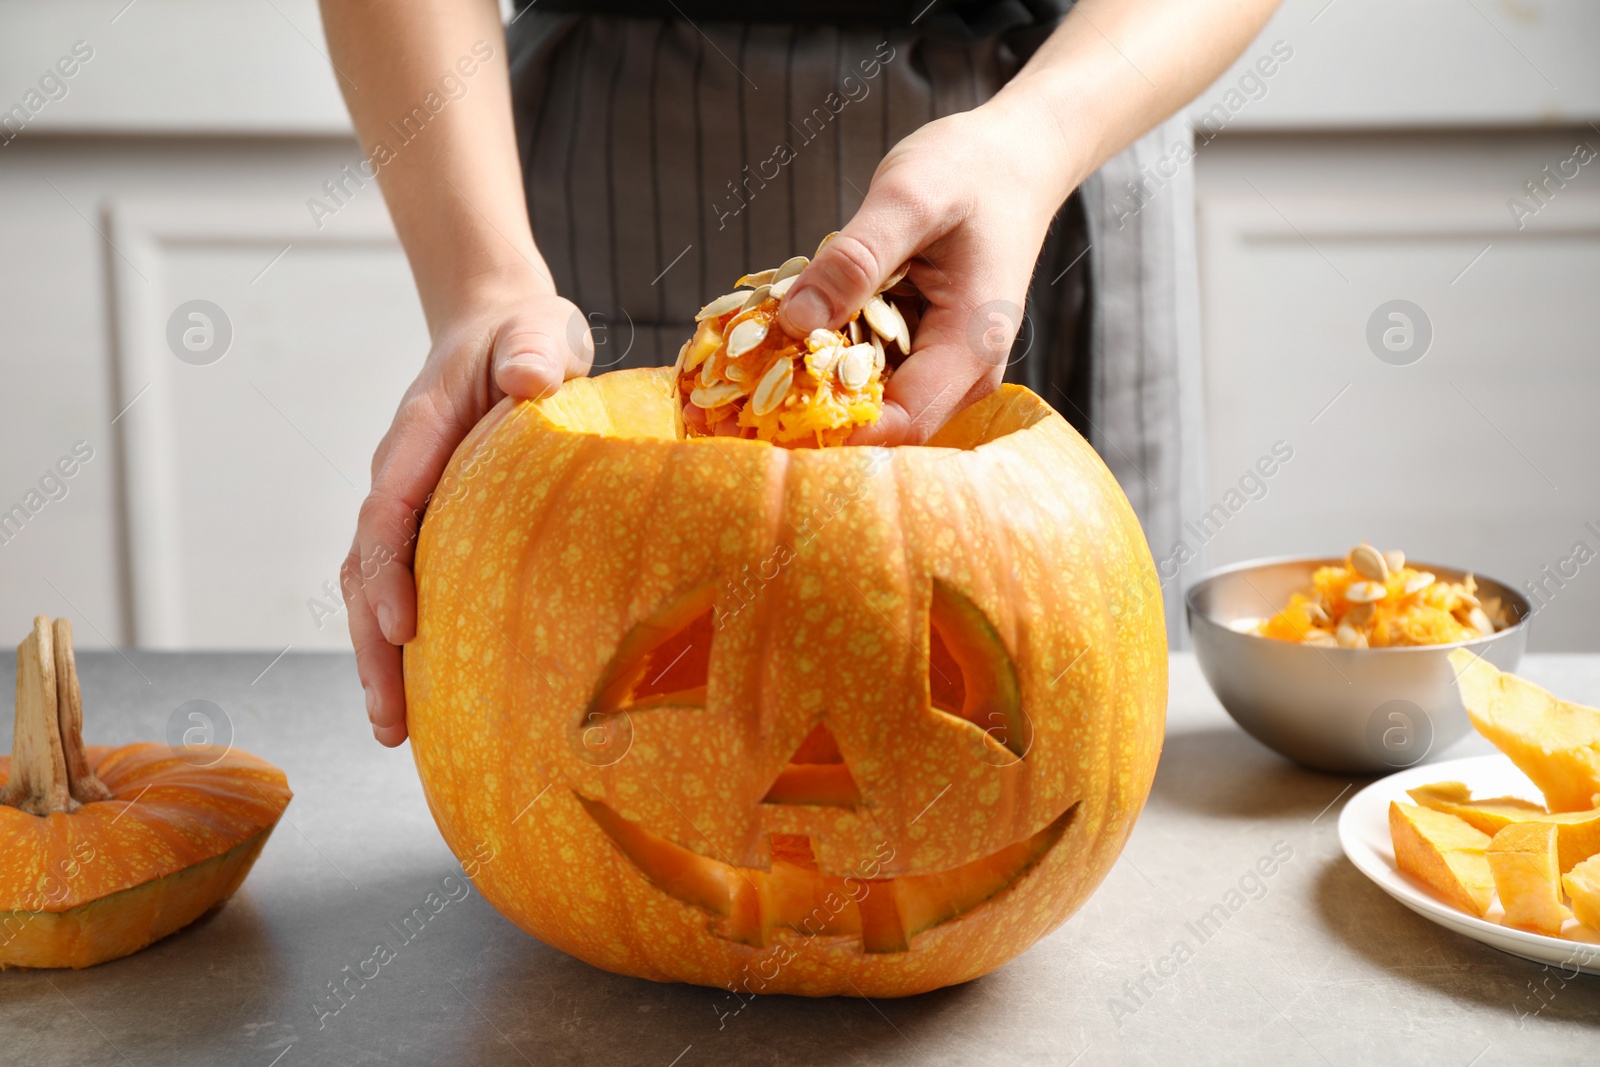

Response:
(0, 743), (291, 913)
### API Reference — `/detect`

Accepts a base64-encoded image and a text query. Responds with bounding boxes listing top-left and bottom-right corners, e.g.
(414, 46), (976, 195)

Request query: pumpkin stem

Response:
(2, 616), (111, 815)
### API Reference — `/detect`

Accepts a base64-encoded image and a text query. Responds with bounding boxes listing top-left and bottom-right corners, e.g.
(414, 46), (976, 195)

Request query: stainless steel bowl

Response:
(1186, 556), (1531, 774)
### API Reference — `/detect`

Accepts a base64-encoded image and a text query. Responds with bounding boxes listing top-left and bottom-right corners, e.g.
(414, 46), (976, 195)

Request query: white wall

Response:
(0, 0), (1596, 650)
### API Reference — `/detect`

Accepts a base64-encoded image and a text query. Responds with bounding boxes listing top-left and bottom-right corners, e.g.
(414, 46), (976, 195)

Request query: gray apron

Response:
(506, 2), (1203, 646)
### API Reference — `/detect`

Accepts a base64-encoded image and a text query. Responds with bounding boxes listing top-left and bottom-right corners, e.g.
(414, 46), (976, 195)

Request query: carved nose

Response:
(760, 723), (862, 808)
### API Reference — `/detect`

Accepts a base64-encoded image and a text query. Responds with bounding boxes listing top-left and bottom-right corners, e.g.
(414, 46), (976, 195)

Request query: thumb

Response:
(777, 189), (929, 336)
(492, 302), (595, 400)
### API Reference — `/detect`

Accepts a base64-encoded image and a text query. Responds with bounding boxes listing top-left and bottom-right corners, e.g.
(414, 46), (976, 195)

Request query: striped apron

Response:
(506, 0), (1204, 646)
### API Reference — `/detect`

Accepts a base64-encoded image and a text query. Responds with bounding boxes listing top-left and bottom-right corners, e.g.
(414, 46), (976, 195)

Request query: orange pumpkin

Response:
(1, 616), (290, 969)
(407, 368), (1166, 997)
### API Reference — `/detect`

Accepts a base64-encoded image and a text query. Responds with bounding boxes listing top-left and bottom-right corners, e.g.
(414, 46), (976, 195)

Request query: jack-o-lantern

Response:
(406, 367), (1165, 997)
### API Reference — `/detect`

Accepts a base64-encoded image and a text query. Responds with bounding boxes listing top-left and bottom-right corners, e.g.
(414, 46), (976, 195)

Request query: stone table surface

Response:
(2, 651), (1599, 1067)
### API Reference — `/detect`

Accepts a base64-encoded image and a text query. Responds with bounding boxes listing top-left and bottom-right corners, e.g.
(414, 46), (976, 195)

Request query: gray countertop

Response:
(3, 651), (1598, 1067)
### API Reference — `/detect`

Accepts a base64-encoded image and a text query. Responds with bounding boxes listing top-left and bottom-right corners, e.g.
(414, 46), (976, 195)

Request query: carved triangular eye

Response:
(592, 587), (714, 716)
(761, 723), (862, 807)
(928, 580), (1029, 759)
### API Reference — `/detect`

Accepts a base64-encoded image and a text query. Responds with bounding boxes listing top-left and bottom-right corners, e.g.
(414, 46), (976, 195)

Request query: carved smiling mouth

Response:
(578, 795), (1080, 953)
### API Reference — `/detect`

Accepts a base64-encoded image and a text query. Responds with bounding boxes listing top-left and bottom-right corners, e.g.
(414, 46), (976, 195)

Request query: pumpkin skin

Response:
(1, 618), (291, 970)
(407, 367), (1166, 997)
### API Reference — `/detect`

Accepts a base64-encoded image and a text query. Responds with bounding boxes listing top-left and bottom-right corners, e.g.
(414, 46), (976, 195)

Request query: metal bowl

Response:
(1186, 556), (1531, 774)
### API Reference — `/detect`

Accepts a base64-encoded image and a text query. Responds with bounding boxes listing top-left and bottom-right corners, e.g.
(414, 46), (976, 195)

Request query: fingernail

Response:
(365, 686), (377, 721)
(783, 286), (831, 332)
(376, 603), (397, 641)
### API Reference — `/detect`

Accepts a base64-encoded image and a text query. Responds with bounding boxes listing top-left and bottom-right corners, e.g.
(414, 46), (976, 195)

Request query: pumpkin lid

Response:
(0, 616), (292, 914)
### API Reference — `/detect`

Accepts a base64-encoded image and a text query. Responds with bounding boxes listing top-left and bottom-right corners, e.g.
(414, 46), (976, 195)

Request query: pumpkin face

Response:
(407, 368), (1166, 997)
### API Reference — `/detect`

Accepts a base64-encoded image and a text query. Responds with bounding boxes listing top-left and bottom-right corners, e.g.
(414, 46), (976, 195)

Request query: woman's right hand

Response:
(342, 275), (592, 747)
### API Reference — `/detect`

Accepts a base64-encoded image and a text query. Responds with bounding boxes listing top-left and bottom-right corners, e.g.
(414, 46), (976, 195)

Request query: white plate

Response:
(1339, 754), (1600, 974)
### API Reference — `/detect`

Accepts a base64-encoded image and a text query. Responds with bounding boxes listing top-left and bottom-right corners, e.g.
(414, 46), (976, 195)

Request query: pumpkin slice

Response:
(1486, 821), (1567, 935)
(1562, 855), (1600, 933)
(1449, 650), (1600, 812)
(1407, 781), (1600, 873)
(1, 616), (291, 969)
(1389, 801), (1495, 916)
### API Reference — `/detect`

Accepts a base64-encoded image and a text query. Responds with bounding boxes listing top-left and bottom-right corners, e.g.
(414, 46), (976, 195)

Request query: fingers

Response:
(349, 387), (468, 742)
(346, 298), (592, 747)
(492, 303), (594, 399)
(848, 300), (1009, 446)
(777, 179), (943, 337)
(343, 544), (408, 746)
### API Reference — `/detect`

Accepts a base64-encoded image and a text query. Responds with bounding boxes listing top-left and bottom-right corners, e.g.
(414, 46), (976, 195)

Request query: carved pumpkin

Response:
(1, 617), (290, 969)
(407, 368), (1166, 997)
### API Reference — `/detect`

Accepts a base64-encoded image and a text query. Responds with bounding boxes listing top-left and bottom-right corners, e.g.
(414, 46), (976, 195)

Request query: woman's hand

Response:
(342, 275), (591, 747)
(777, 95), (1073, 445)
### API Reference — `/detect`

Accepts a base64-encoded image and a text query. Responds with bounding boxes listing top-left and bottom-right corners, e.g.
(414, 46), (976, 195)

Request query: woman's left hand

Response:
(776, 94), (1074, 445)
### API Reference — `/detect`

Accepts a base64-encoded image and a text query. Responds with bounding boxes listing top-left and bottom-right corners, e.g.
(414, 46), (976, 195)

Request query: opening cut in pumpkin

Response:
(578, 792), (1079, 952)
(760, 723), (863, 808)
(589, 589), (716, 720)
(927, 581), (1031, 760)
(523, 366), (1056, 453)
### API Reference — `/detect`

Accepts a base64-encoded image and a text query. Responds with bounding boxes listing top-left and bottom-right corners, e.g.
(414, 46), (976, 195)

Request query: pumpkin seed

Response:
(879, 262), (909, 293)
(815, 231), (839, 256)
(741, 284), (772, 313)
(1467, 606), (1495, 636)
(862, 295), (898, 345)
(770, 275), (797, 298)
(1345, 580), (1387, 604)
(848, 318), (862, 345)
(806, 328), (836, 351)
(699, 350), (722, 387)
(724, 361), (749, 383)
(1384, 549), (1406, 573)
(696, 291), (748, 321)
(1305, 602), (1330, 626)
(1458, 589), (1481, 609)
(864, 294), (915, 351)
(690, 381), (743, 409)
(672, 337), (691, 376)
(809, 343), (843, 380)
(1302, 630), (1339, 648)
(1350, 544), (1388, 583)
(838, 343), (874, 391)
(870, 333), (885, 375)
(773, 256), (809, 284)
(750, 358), (794, 416)
(726, 318), (768, 360)
(889, 300), (911, 352)
(1404, 572), (1435, 596)
(1335, 623), (1367, 648)
(737, 268), (777, 288)
(1346, 602), (1376, 627)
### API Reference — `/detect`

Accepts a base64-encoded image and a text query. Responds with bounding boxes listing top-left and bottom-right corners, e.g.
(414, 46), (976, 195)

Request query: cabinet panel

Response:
(1195, 133), (1600, 650)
